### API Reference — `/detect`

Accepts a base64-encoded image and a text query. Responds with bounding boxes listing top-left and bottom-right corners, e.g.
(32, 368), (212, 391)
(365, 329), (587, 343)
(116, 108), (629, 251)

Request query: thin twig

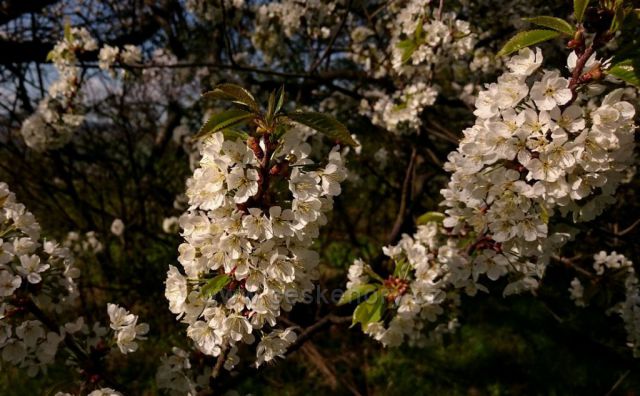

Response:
(211, 345), (229, 379)
(308, 0), (353, 73)
(605, 369), (630, 396)
(437, 0), (445, 20)
(616, 218), (640, 236)
(387, 148), (417, 244)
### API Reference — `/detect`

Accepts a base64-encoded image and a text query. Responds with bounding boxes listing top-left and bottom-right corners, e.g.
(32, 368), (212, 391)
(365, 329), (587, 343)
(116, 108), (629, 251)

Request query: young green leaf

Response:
(196, 108), (254, 139)
(414, 16), (424, 40)
(275, 85), (285, 114)
(416, 211), (445, 225)
(285, 112), (357, 147)
(524, 16), (575, 35)
(574, 0), (589, 23)
(396, 39), (417, 64)
(392, 259), (411, 279)
(606, 59), (640, 87)
(266, 90), (276, 122)
(222, 128), (250, 142)
(202, 84), (260, 112)
(497, 29), (561, 57)
(64, 21), (72, 42)
(351, 290), (385, 329)
(200, 274), (231, 298)
(338, 284), (378, 306)
(609, 0), (626, 32)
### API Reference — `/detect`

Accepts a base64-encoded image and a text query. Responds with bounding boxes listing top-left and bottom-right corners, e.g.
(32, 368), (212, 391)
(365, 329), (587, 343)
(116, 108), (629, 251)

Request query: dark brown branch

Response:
(308, 0), (353, 73)
(387, 147), (417, 244)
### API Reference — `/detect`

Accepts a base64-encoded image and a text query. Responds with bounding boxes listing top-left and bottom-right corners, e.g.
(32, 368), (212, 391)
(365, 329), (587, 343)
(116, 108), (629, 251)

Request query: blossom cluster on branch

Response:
(20, 28), (97, 151)
(441, 47), (635, 293)
(346, 45), (638, 350)
(0, 182), (147, 393)
(346, 222), (462, 347)
(357, 0), (476, 134)
(19, 27), (141, 152)
(165, 128), (347, 369)
(569, 251), (640, 357)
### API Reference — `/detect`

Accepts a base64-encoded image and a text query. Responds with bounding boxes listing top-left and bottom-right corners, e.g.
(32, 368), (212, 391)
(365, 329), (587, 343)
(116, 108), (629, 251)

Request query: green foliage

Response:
(574, 0), (589, 23)
(285, 112), (358, 147)
(196, 108), (254, 138)
(416, 211), (445, 225)
(202, 83), (260, 112)
(397, 39), (418, 64)
(607, 58), (640, 86)
(609, 0), (626, 32)
(497, 29), (561, 57)
(524, 16), (576, 35)
(392, 259), (412, 279)
(200, 273), (231, 297)
(352, 290), (385, 329)
(338, 283), (378, 306)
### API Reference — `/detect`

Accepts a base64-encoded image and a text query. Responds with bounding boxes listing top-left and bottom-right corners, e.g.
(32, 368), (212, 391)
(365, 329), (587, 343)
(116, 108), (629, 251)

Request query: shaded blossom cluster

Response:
(20, 28), (97, 151)
(357, 0), (476, 134)
(0, 182), (147, 389)
(569, 251), (640, 357)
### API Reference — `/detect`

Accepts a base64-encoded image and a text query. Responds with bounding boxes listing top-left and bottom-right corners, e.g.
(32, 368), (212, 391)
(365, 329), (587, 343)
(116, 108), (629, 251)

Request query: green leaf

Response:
(416, 211), (445, 225)
(396, 39), (417, 64)
(200, 274), (231, 298)
(497, 29), (561, 57)
(202, 84), (259, 112)
(351, 291), (385, 329)
(574, 0), (589, 23)
(540, 205), (550, 224)
(607, 59), (640, 87)
(222, 128), (250, 141)
(393, 259), (411, 279)
(524, 16), (575, 35)
(609, 0), (626, 32)
(275, 85), (285, 114)
(63, 21), (72, 42)
(285, 112), (357, 147)
(266, 90), (276, 122)
(414, 16), (424, 41)
(338, 284), (378, 306)
(196, 108), (254, 139)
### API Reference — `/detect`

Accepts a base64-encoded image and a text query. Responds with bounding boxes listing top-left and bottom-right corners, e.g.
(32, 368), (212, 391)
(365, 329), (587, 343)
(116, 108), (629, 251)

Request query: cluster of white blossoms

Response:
(357, 0), (476, 134)
(347, 46), (637, 347)
(1, 181), (148, 385)
(107, 304), (149, 354)
(165, 128), (347, 368)
(98, 44), (142, 75)
(0, 182), (79, 374)
(346, 222), (463, 347)
(569, 251), (640, 357)
(63, 230), (104, 256)
(20, 27), (142, 152)
(20, 27), (97, 151)
(441, 47), (636, 294)
(251, 0), (336, 64)
(156, 347), (208, 395)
